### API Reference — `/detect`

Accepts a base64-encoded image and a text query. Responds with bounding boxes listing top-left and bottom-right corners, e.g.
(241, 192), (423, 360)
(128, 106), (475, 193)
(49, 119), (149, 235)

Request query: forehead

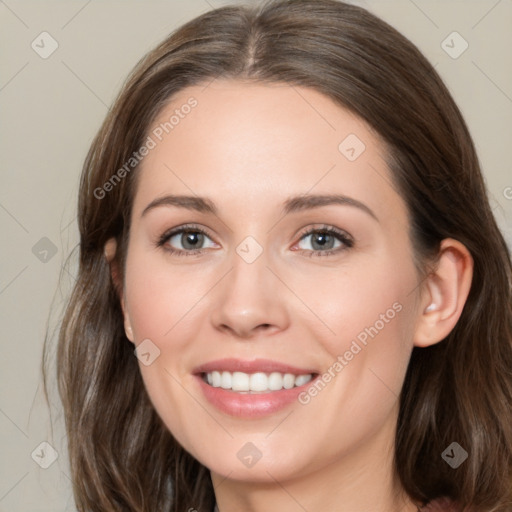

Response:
(131, 79), (406, 225)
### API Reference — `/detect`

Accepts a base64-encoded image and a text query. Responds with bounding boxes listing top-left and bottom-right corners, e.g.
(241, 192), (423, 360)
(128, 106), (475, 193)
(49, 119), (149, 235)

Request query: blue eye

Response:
(295, 226), (353, 257)
(156, 224), (353, 258)
(157, 224), (217, 256)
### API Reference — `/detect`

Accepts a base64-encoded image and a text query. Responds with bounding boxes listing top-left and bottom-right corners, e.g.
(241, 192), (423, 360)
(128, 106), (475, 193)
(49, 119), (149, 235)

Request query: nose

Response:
(210, 245), (290, 340)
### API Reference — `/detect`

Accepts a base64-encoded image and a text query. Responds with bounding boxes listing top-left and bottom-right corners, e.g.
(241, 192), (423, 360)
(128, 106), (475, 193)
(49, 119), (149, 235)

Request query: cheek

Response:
(123, 253), (207, 451)
(304, 254), (414, 352)
(124, 248), (206, 341)
(302, 254), (417, 407)
(287, 271), (415, 466)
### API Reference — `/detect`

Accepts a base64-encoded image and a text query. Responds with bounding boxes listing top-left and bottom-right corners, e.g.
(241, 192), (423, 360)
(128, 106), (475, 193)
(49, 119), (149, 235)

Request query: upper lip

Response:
(193, 358), (318, 376)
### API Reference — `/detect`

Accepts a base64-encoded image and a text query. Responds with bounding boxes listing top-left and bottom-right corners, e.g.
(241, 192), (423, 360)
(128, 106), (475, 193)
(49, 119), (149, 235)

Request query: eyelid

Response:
(292, 224), (354, 255)
(157, 223), (216, 248)
(160, 223), (214, 239)
(157, 223), (354, 257)
(295, 224), (353, 243)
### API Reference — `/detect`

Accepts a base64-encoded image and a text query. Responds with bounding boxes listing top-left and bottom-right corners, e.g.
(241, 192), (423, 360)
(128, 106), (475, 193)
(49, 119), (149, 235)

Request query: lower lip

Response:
(195, 374), (317, 418)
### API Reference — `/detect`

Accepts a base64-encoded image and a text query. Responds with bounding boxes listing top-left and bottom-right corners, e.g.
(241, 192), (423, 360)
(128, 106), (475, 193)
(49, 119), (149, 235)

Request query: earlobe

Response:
(104, 237), (134, 343)
(413, 238), (473, 348)
(112, 278), (135, 345)
(119, 291), (135, 343)
(124, 316), (135, 343)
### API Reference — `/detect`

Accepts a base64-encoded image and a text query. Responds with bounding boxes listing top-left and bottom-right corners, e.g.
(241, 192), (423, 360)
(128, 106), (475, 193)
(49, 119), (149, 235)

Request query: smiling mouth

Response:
(201, 371), (316, 393)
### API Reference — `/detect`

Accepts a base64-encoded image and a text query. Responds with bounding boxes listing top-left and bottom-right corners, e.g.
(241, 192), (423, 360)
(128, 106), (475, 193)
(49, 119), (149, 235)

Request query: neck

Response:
(211, 404), (420, 512)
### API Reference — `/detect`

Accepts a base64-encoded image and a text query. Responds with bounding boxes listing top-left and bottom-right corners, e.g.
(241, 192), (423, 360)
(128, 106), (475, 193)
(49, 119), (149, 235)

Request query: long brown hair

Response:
(43, 0), (512, 510)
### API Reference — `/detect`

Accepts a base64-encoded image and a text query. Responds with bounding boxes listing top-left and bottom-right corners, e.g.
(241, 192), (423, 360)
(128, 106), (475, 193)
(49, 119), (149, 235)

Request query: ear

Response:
(104, 237), (134, 343)
(413, 238), (474, 348)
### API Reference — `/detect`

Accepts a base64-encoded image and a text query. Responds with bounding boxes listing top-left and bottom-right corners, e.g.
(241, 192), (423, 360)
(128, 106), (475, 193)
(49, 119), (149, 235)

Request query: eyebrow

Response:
(141, 193), (378, 222)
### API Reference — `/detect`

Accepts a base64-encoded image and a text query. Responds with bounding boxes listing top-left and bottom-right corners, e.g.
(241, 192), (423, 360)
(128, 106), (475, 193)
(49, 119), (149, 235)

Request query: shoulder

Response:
(422, 497), (463, 511)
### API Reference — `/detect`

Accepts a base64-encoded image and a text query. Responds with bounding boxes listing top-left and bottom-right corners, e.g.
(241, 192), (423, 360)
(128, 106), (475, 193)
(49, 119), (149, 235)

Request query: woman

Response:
(44, 0), (512, 510)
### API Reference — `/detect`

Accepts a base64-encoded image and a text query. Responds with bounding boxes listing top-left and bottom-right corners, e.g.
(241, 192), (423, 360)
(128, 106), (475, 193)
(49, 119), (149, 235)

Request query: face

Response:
(121, 79), (424, 483)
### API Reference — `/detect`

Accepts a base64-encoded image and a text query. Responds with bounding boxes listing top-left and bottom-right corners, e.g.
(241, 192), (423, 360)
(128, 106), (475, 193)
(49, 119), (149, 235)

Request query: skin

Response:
(105, 79), (473, 512)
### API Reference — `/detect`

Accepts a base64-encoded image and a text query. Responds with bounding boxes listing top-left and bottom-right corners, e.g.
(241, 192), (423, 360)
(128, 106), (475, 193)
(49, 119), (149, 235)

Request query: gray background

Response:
(1, 1), (511, 510)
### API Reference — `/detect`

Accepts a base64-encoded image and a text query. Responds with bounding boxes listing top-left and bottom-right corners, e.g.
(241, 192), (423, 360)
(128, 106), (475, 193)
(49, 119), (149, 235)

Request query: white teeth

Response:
(283, 373), (296, 389)
(294, 374), (313, 387)
(232, 371), (250, 391)
(211, 371), (221, 387)
(204, 371), (314, 392)
(268, 372), (283, 390)
(249, 372), (268, 392)
(220, 371), (232, 389)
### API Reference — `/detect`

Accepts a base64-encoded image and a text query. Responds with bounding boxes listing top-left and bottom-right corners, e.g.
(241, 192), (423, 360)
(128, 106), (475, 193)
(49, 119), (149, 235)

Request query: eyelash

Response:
(156, 223), (354, 258)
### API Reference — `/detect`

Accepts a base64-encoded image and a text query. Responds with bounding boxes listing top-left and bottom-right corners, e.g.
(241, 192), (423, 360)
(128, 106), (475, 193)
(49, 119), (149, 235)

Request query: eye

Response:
(156, 224), (218, 257)
(294, 225), (353, 257)
(156, 223), (354, 258)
